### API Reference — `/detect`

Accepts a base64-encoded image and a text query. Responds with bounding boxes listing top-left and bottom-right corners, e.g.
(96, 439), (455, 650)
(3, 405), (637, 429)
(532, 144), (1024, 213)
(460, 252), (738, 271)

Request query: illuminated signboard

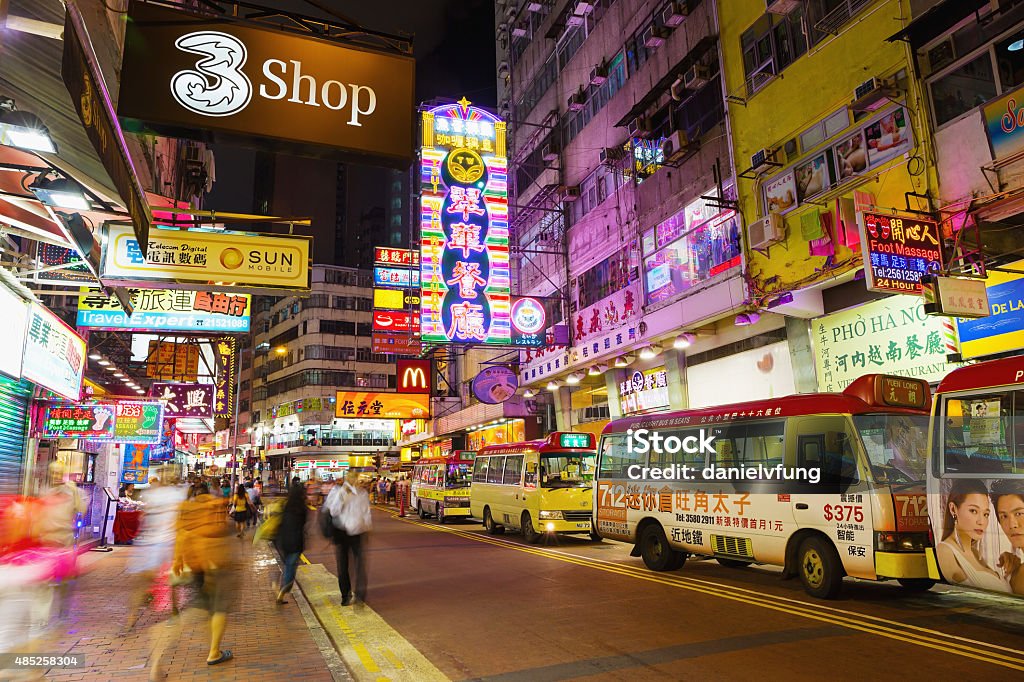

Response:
(22, 303), (86, 400)
(374, 266), (420, 289)
(214, 337), (237, 418)
(152, 382), (215, 418)
(121, 443), (151, 484)
(374, 288), (415, 310)
(559, 433), (594, 449)
(420, 99), (510, 344)
(114, 401), (164, 443)
(42, 404), (116, 439)
(510, 296), (547, 347)
(375, 247), (419, 266)
(372, 333), (421, 356)
(858, 212), (941, 295)
(77, 288), (251, 333)
(0, 284), (28, 380)
(335, 391), (429, 419)
(396, 359), (431, 394)
(619, 367), (670, 415)
(372, 310), (418, 333)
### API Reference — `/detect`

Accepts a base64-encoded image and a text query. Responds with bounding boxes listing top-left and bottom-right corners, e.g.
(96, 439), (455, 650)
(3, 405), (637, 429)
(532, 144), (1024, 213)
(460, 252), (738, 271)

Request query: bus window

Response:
(540, 452), (594, 488)
(942, 392), (1019, 474)
(503, 455), (524, 486)
(524, 459), (538, 488)
(486, 456), (506, 484)
(447, 462), (472, 487)
(798, 428), (859, 486)
(853, 414), (929, 483)
(473, 457), (489, 483)
(713, 421), (785, 477)
(599, 433), (641, 478)
(649, 426), (719, 469)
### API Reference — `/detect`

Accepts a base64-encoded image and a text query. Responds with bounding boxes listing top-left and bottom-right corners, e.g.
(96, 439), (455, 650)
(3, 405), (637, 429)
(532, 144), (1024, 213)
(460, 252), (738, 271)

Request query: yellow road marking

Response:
(328, 601), (382, 673)
(385, 510), (1024, 671)
(380, 647), (405, 670)
(300, 553), (311, 565)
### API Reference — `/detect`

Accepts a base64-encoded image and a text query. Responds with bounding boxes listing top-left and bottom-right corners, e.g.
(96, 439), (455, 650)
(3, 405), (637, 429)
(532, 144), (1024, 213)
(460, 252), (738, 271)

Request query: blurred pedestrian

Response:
(220, 479), (230, 499)
(151, 481), (236, 677)
(245, 481), (261, 528)
(274, 482), (308, 605)
(325, 470), (371, 606)
(124, 476), (187, 632)
(231, 485), (251, 538)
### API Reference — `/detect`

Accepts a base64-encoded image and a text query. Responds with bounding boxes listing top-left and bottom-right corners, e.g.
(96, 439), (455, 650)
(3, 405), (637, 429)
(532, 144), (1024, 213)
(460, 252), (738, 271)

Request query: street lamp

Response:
(0, 98), (57, 153)
(28, 174), (90, 211)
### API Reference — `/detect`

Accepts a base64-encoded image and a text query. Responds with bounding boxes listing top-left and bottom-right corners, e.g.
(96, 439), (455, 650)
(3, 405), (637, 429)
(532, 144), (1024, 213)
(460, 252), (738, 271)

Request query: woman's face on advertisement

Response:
(953, 494), (991, 540)
(996, 495), (1024, 549)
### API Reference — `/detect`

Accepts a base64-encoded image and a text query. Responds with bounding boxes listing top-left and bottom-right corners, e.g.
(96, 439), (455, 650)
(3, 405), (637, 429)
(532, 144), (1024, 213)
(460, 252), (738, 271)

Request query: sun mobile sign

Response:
(419, 99), (510, 344)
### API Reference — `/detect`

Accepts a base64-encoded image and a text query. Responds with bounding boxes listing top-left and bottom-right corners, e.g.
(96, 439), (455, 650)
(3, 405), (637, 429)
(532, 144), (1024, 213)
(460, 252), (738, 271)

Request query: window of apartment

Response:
(356, 297), (372, 311)
(799, 108), (850, 153)
(930, 52), (997, 126)
(320, 319), (355, 335)
(741, 11), (806, 95)
(515, 51), (558, 121)
(305, 294), (330, 308)
(356, 322), (372, 336)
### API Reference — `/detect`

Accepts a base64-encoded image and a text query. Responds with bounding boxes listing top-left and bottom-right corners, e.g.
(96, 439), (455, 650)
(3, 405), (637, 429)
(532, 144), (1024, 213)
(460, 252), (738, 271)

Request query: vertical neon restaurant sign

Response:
(420, 98), (509, 344)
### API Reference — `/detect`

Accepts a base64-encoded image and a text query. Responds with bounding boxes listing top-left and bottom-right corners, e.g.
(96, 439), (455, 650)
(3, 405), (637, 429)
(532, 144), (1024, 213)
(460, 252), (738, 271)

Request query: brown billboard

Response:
(117, 1), (414, 165)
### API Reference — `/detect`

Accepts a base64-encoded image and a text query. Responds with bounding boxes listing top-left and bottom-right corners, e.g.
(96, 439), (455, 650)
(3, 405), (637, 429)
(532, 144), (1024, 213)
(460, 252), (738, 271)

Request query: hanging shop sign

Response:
(921, 275), (990, 319)
(955, 260), (1024, 360)
(41, 404), (117, 440)
(471, 366), (519, 404)
(420, 100), (510, 344)
(120, 443), (152, 484)
(22, 303), (86, 401)
(117, 1), (414, 165)
(146, 341), (201, 381)
(152, 382), (215, 418)
(374, 266), (420, 289)
(618, 367), (670, 415)
(858, 212), (942, 295)
(510, 296), (547, 347)
(372, 310), (418, 333)
(62, 3), (154, 256)
(0, 284), (28, 381)
(100, 223), (311, 294)
(375, 247), (419, 266)
(77, 288), (251, 333)
(983, 83), (1024, 160)
(335, 391), (429, 419)
(114, 401), (164, 443)
(372, 332), (421, 356)
(373, 287), (417, 310)
(396, 359), (431, 394)
(812, 295), (956, 392)
(214, 337), (238, 418)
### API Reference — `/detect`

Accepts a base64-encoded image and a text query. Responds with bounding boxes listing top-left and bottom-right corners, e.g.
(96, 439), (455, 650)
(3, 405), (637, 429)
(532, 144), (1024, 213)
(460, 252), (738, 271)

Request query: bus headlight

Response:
(539, 511), (563, 520)
(875, 531), (929, 552)
(545, 522), (556, 531)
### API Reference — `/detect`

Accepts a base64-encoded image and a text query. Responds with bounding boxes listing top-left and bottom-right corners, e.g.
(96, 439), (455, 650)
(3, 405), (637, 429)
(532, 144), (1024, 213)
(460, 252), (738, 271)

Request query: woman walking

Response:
(275, 481), (308, 604)
(231, 484), (251, 538)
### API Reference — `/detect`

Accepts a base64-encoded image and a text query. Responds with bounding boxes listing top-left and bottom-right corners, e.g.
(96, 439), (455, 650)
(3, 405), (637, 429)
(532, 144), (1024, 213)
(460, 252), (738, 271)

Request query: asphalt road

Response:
(303, 506), (1024, 681)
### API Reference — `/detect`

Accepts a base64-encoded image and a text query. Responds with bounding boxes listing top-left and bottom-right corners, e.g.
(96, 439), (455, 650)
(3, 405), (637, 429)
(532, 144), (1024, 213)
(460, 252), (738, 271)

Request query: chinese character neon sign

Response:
(420, 98), (510, 344)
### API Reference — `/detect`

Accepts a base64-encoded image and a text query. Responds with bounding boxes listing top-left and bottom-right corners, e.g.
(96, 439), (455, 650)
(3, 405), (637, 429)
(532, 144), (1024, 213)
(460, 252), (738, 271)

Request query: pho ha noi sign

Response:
(117, 0), (414, 165)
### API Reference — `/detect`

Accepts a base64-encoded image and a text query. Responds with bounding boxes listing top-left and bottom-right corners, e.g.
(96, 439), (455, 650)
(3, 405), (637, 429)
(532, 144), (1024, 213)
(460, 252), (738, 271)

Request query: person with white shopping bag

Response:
(324, 470), (372, 606)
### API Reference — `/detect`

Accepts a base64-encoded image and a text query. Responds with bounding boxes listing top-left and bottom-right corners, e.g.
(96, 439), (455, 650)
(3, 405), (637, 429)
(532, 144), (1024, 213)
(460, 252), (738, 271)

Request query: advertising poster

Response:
(795, 152), (831, 203)
(834, 130), (868, 180)
(120, 443), (151, 484)
(335, 391), (429, 419)
(955, 261), (1024, 360)
(618, 367), (669, 415)
(22, 303), (86, 400)
(472, 366), (519, 404)
(983, 84), (1024, 160)
(812, 295), (956, 392)
(864, 107), (912, 167)
(77, 288), (251, 333)
(763, 169), (797, 215)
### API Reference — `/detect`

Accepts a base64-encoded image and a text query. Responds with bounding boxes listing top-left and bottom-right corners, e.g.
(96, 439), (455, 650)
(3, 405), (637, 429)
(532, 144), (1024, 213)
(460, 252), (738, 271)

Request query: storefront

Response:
(0, 375), (33, 495)
(687, 339), (796, 408)
(466, 418), (526, 451)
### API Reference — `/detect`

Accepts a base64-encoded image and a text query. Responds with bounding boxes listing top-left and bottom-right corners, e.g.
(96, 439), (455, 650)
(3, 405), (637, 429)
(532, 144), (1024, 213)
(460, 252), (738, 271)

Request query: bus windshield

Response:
(853, 414), (929, 484)
(540, 452), (595, 488)
(445, 463), (472, 488)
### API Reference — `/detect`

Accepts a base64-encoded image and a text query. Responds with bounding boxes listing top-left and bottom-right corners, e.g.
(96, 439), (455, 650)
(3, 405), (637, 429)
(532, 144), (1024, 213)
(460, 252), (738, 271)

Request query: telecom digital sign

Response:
(420, 99), (510, 344)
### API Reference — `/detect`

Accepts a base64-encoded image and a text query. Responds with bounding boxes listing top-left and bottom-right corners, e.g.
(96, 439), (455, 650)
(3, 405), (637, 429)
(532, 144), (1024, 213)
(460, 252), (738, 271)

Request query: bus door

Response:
(789, 415), (875, 579)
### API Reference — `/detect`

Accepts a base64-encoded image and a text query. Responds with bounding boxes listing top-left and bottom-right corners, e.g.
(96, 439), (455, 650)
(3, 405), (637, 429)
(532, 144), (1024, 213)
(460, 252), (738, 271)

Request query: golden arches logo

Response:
(401, 366), (428, 392)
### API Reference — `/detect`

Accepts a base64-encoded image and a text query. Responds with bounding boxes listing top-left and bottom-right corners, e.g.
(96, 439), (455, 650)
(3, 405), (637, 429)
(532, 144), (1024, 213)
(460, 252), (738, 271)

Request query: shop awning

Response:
(885, 0), (988, 49)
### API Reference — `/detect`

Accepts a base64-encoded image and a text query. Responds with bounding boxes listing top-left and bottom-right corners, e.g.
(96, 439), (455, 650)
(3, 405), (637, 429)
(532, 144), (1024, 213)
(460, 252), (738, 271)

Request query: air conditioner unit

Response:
(559, 185), (581, 202)
(567, 89), (586, 112)
(748, 213), (786, 250)
(590, 63), (608, 86)
(851, 77), (891, 113)
(660, 130), (689, 162)
(642, 26), (668, 48)
(627, 116), (651, 138)
(662, 2), (688, 27)
(512, 22), (528, 37)
(684, 64), (711, 91)
(498, 61), (510, 78)
(749, 147), (774, 174)
(575, 1), (594, 15)
(766, 0), (803, 16)
(541, 143), (560, 162)
(505, 5), (517, 20)
(566, 14), (585, 28)
(526, 2), (545, 12)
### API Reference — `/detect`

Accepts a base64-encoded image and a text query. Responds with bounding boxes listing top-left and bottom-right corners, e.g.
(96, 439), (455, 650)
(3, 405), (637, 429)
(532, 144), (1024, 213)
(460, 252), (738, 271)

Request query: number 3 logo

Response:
(170, 31), (252, 117)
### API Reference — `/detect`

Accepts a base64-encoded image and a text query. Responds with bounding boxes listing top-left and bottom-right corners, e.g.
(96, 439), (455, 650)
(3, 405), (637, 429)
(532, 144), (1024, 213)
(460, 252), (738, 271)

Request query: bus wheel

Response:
(717, 558), (751, 568)
(484, 508), (504, 535)
(436, 504), (445, 524)
(522, 512), (541, 544)
(639, 524), (684, 572)
(417, 504), (426, 519)
(897, 578), (936, 592)
(797, 536), (843, 599)
(589, 528), (602, 542)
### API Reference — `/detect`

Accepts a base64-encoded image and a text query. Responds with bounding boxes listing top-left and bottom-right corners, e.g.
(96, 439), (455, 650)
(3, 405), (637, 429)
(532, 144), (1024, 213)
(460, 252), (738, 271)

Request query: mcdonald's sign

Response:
(396, 358), (431, 394)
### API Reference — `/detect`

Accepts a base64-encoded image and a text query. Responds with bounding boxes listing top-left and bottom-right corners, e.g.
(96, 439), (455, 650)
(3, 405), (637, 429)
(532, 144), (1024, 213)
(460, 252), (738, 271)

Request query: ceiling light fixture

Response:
(1010, 38), (1024, 51)
(97, 359), (110, 366)
(28, 174), (90, 211)
(673, 333), (695, 349)
(113, 372), (123, 378)
(0, 98), (57, 153)
(104, 366), (117, 371)
(639, 344), (660, 360)
(613, 355), (632, 368)
(88, 353), (102, 361)
(546, 381), (561, 391)
(734, 312), (761, 326)
(523, 388), (537, 398)
(566, 372), (582, 385)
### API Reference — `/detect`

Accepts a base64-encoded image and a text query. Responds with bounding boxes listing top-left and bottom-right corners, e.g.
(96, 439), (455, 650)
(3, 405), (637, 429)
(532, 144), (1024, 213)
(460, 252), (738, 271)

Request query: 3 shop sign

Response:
(117, 1), (414, 164)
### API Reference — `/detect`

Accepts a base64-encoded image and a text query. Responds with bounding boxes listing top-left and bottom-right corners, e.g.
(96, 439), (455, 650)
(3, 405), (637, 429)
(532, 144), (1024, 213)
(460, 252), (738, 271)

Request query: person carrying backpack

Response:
(324, 470), (371, 606)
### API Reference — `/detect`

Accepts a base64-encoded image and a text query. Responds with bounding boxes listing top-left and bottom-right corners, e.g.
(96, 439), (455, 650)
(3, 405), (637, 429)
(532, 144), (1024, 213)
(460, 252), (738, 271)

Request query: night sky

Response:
(206, 0), (497, 242)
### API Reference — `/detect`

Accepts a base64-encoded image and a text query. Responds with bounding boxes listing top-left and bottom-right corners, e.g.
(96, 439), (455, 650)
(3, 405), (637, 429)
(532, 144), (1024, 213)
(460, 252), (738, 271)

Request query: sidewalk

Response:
(31, 537), (344, 681)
